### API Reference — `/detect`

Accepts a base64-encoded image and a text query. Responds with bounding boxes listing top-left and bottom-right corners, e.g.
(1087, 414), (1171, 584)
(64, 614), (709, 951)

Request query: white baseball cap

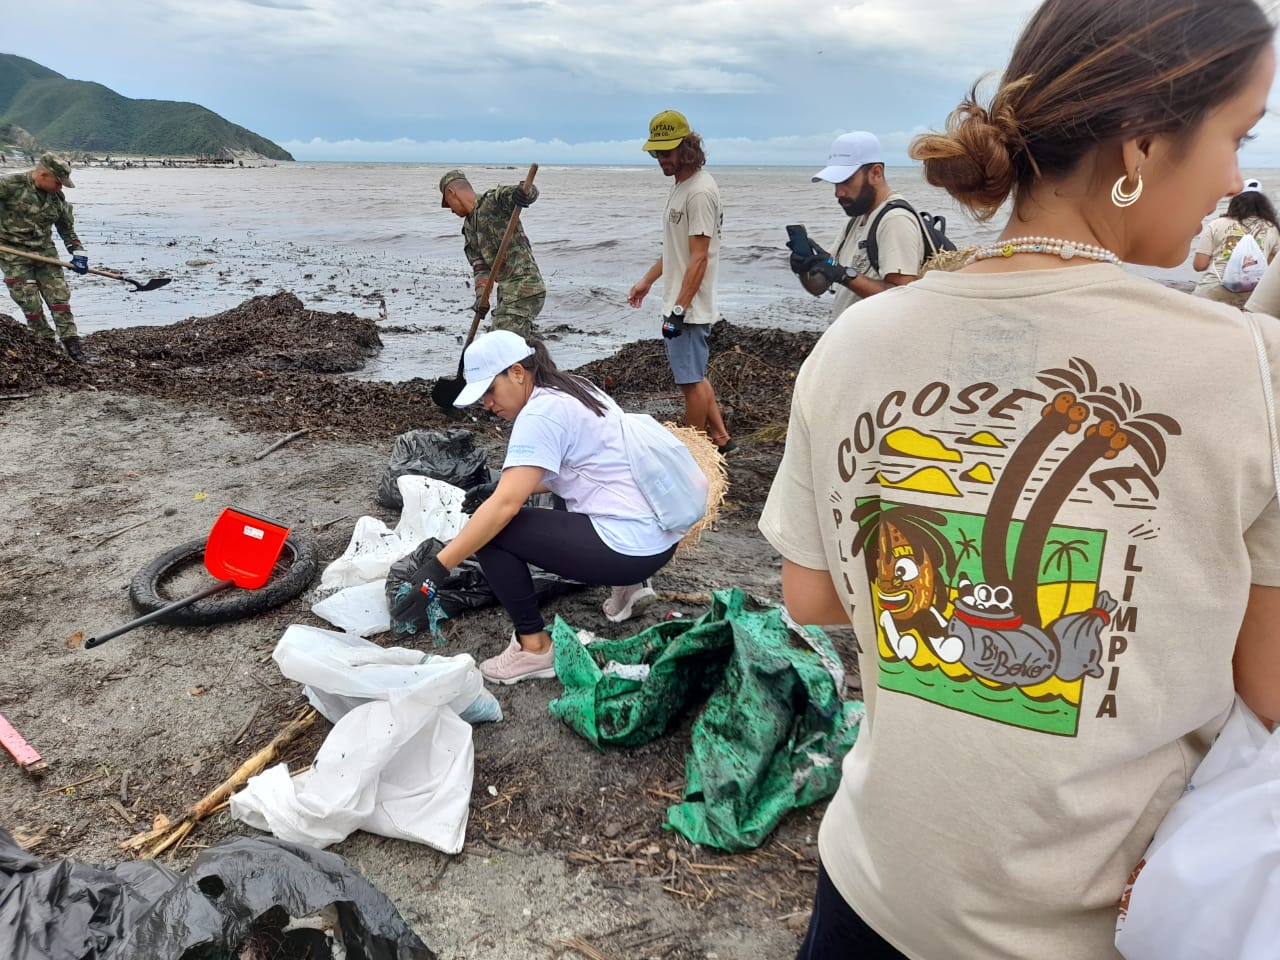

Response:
(1242, 178), (1263, 193)
(812, 131), (883, 183)
(454, 330), (535, 407)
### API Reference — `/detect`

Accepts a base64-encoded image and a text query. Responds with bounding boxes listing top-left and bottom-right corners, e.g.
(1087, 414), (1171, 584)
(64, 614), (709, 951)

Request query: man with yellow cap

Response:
(627, 110), (734, 455)
(0, 153), (89, 360)
(440, 169), (544, 336)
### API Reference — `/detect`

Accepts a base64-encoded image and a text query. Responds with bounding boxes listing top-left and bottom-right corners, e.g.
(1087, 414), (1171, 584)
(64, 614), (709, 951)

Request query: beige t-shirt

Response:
(759, 263), (1280, 960)
(661, 169), (721, 324)
(1193, 215), (1280, 291)
(829, 192), (925, 317)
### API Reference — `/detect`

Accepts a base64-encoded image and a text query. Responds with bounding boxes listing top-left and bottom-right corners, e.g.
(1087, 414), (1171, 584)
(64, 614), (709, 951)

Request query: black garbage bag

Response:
(377, 429), (489, 509)
(1, 828), (176, 960)
(0, 829), (436, 960)
(386, 536), (587, 635)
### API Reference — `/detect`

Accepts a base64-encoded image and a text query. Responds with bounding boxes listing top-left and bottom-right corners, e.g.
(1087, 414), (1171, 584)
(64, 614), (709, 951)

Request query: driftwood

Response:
(0, 393), (32, 401)
(119, 706), (317, 857)
(253, 428), (309, 460)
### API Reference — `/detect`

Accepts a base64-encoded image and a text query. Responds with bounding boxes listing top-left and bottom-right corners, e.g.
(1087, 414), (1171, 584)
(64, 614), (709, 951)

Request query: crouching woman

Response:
(406, 330), (686, 684)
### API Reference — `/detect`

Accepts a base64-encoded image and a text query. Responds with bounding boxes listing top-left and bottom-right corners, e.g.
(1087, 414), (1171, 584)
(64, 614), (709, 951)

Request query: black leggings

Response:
(796, 862), (907, 960)
(475, 508), (677, 636)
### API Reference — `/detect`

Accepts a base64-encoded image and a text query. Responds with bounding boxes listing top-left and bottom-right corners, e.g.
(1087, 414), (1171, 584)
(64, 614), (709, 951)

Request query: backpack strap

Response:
(861, 199), (936, 274)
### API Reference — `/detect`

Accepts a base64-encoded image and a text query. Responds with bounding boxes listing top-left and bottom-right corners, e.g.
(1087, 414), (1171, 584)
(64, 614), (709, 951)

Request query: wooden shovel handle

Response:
(461, 163), (538, 351)
(0, 242), (126, 283)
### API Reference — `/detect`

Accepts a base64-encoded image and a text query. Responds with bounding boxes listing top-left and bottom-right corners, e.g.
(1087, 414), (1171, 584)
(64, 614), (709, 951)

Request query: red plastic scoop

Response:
(85, 507), (292, 648)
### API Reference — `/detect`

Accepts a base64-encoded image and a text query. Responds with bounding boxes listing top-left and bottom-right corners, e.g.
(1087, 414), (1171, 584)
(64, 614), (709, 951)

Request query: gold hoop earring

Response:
(1111, 170), (1143, 208)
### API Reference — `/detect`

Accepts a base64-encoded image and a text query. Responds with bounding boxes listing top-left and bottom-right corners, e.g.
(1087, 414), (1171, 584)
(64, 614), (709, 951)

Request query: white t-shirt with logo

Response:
(503, 386), (684, 557)
(661, 169), (721, 324)
(760, 263), (1280, 959)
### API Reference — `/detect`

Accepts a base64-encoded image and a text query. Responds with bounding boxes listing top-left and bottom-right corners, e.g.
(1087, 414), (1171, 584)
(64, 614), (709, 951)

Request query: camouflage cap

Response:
(439, 169), (469, 207)
(38, 152), (75, 188)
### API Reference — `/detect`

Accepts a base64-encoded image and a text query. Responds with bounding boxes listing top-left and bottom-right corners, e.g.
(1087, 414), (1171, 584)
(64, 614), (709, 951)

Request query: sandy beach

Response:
(0, 298), (849, 959)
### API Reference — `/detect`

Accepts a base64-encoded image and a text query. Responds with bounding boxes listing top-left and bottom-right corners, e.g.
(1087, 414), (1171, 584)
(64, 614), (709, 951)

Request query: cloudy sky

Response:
(9, 0), (1280, 164)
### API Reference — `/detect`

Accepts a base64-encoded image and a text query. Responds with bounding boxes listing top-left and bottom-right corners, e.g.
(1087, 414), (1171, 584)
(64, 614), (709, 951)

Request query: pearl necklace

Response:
(972, 236), (1121, 265)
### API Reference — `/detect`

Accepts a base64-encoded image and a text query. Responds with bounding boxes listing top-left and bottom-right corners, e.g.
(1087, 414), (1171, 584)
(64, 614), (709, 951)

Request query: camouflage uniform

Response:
(463, 184), (545, 337)
(0, 170), (83, 341)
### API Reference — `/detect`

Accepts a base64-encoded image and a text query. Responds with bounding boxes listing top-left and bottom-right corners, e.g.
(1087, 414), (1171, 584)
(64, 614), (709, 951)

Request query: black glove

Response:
(789, 252), (826, 275)
(70, 250), (89, 275)
(472, 297), (490, 320)
(811, 259), (850, 286)
(390, 556), (450, 622)
(512, 186), (535, 208)
(661, 312), (685, 339)
(462, 480), (498, 514)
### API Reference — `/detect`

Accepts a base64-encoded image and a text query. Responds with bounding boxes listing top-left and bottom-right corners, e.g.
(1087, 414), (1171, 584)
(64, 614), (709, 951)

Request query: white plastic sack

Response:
(317, 475), (465, 593)
(620, 413), (708, 533)
(271, 622), (500, 725)
(230, 625), (491, 854)
(1223, 231), (1268, 292)
(1115, 696), (1280, 959)
(310, 580), (391, 637)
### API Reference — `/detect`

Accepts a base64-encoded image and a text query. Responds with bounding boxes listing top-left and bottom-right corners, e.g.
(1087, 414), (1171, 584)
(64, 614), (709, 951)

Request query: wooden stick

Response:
(119, 707), (318, 853)
(0, 393), (32, 401)
(94, 515), (155, 548)
(253, 428), (309, 461)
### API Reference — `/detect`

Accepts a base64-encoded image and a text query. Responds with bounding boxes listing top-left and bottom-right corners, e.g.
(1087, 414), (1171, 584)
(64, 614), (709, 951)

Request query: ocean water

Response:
(28, 162), (1276, 382)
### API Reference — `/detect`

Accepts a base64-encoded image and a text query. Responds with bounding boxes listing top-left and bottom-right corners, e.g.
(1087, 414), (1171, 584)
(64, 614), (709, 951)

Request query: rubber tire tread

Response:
(128, 534), (319, 626)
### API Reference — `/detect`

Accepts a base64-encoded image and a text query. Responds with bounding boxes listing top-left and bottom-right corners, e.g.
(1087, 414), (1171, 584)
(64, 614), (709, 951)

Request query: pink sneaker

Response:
(602, 580), (656, 623)
(480, 634), (556, 685)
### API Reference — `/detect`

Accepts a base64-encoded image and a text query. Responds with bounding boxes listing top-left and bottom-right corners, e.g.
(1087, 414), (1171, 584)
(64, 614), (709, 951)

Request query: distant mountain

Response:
(0, 53), (293, 161)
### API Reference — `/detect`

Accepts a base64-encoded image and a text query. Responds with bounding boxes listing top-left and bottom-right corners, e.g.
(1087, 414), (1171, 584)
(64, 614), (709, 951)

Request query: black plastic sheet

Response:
(0, 830), (435, 960)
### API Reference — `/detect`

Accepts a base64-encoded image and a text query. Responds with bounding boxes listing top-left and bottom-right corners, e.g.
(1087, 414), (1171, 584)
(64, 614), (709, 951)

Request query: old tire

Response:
(128, 534), (319, 626)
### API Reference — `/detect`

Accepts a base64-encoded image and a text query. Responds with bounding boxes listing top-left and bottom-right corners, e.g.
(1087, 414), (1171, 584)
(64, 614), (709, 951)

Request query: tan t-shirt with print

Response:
(1193, 214), (1280, 291)
(829, 192), (926, 317)
(661, 169), (721, 324)
(760, 263), (1280, 960)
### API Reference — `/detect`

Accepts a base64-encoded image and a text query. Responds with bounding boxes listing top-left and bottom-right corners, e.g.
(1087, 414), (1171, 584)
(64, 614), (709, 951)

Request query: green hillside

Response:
(0, 53), (292, 160)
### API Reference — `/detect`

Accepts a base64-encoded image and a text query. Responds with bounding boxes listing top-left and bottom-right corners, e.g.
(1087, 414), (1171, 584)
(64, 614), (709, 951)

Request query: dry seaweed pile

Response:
(2, 293), (818, 445)
(0, 313), (90, 391)
(576, 322), (818, 433)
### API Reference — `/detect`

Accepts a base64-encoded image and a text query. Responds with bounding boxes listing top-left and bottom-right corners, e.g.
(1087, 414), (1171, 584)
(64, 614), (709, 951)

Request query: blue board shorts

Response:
(665, 322), (711, 385)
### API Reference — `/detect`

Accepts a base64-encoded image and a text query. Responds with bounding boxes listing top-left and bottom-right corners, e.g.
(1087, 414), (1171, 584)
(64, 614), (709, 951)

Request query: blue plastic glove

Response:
(70, 250), (88, 275)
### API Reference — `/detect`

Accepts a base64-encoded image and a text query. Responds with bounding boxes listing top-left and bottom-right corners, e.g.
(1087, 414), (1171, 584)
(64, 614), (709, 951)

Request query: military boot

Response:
(62, 336), (85, 362)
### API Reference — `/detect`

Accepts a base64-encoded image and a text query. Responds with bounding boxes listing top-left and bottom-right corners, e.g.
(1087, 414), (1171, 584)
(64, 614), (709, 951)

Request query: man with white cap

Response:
(798, 131), (928, 318)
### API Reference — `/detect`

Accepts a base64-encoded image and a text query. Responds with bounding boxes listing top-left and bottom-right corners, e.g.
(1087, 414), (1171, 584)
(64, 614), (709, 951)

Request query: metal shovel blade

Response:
(431, 376), (465, 409)
(127, 277), (173, 293)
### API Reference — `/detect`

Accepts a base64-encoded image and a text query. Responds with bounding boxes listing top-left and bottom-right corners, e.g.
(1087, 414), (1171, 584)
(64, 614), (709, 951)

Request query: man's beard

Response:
(838, 181), (878, 218)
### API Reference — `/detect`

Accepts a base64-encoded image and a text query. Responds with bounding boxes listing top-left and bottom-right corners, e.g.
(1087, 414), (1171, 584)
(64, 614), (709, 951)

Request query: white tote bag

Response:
(619, 412), (708, 534)
(1222, 230), (1268, 292)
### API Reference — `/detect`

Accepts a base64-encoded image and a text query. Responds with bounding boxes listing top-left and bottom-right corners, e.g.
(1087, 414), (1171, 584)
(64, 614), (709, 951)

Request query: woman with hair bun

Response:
(760, 0), (1280, 957)
(1192, 181), (1280, 305)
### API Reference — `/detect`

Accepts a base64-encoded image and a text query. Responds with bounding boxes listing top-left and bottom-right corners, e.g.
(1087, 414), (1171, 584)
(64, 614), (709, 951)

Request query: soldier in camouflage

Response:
(0, 153), (90, 361)
(440, 170), (545, 337)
